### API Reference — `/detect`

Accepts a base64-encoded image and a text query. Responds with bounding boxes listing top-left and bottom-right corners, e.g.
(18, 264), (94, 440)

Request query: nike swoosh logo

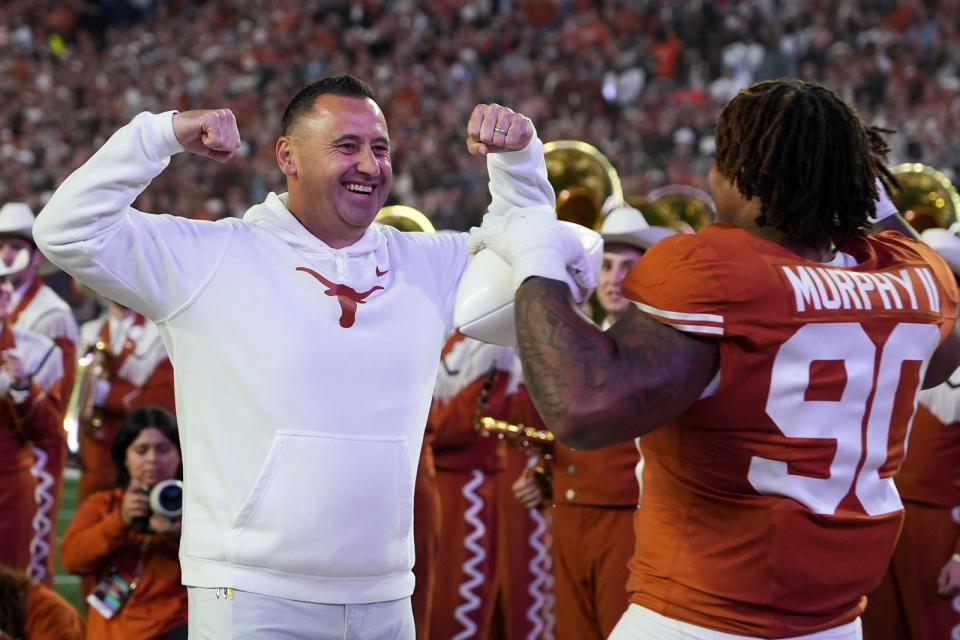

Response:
(376, 267), (389, 277)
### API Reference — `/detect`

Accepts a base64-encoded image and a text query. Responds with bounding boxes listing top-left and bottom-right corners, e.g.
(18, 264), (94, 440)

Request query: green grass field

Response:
(54, 468), (83, 613)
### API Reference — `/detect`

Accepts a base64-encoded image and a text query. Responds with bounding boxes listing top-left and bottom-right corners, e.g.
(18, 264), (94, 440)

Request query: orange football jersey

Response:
(620, 224), (958, 637)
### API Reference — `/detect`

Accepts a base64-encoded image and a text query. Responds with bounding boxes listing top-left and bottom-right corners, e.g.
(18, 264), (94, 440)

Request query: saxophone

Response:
(474, 364), (555, 458)
(474, 365), (554, 501)
(63, 341), (109, 454)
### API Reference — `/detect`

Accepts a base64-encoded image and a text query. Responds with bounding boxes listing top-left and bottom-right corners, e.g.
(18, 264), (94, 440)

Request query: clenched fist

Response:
(466, 103), (534, 156)
(172, 109), (242, 163)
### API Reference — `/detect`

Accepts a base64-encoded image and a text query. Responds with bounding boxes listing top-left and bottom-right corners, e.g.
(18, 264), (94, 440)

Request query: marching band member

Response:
(0, 250), (64, 585)
(0, 202), (77, 586)
(76, 299), (175, 501)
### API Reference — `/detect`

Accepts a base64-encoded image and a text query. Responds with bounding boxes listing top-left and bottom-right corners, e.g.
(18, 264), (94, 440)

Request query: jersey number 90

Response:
(748, 322), (940, 516)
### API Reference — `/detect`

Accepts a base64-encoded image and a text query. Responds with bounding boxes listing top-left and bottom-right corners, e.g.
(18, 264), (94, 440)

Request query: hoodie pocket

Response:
(225, 430), (413, 578)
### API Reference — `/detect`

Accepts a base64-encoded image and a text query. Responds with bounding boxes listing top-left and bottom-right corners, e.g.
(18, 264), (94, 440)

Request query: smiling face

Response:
(278, 94), (392, 248)
(596, 243), (643, 320)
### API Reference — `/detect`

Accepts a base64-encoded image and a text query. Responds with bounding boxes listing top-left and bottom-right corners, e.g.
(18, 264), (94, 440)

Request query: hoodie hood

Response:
(243, 192), (386, 259)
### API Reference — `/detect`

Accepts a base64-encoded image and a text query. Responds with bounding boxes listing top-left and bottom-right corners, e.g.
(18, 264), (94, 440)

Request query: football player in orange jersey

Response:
(491, 79), (960, 639)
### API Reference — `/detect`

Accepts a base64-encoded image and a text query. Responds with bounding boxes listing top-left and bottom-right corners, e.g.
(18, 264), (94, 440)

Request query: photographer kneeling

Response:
(62, 406), (187, 639)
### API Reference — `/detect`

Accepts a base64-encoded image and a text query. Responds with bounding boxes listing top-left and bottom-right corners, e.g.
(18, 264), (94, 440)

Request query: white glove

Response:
(94, 379), (111, 408)
(872, 177), (898, 222)
(469, 205), (602, 302)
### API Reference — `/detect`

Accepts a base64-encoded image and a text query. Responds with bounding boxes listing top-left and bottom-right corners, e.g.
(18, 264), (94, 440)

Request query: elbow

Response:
(32, 204), (59, 256)
(549, 409), (611, 451)
(60, 544), (101, 576)
(551, 392), (661, 450)
(58, 546), (85, 575)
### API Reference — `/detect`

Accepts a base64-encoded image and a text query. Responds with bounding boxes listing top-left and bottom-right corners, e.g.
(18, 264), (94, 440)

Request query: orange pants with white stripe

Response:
(430, 468), (501, 640)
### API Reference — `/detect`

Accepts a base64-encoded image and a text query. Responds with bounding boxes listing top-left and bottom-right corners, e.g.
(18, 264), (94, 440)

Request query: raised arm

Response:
(34, 109), (241, 321)
(466, 103), (555, 215)
(514, 278), (718, 449)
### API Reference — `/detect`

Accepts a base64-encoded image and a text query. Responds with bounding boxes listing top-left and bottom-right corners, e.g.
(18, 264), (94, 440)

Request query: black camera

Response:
(131, 479), (183, 532)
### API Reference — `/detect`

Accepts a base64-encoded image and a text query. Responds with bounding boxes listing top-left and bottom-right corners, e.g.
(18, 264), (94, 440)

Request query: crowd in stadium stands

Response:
(1, 0), (958, 232)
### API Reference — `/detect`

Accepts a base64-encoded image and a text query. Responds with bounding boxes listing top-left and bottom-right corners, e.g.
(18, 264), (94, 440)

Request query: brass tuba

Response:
(63, 341), (109, 454)
(889, 163), (960, 232)
(375, 205), (436, 233)
(544, 140), (623, 230)
(634, 184), (717, 233)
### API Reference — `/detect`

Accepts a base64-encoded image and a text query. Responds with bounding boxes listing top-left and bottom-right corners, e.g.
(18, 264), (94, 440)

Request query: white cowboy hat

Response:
(0, 202), (59, 275)
(600, 203), (675, 251)
(0, 203), (35, 240)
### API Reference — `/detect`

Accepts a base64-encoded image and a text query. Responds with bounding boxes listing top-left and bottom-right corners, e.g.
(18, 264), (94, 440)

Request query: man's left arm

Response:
(515, 277), (718, 449)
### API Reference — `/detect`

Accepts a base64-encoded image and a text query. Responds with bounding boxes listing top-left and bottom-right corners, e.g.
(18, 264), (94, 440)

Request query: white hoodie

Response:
(34, 111), (552, 603)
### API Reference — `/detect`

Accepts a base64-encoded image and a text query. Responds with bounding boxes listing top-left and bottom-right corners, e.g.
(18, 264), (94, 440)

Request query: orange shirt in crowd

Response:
(61, 489), (187, 640)
(23, 582), (85, 640)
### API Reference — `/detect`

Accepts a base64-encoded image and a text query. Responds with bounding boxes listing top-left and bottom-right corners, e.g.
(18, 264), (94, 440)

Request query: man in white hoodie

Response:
(33, 75), (569, 638)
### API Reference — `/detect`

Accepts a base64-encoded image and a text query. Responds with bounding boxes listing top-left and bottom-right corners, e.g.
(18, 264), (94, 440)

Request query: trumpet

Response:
(474, 365), (555, 458)
(476, 415), (556, 457)
(63, 341), (109, 454)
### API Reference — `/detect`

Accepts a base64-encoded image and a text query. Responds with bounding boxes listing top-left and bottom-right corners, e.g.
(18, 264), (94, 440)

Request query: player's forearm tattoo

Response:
(515, 277), (718, 443)
(514, 278), (614, 425)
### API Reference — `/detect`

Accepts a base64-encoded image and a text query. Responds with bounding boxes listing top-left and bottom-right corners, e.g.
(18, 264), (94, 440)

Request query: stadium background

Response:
(0, 0), (957, 612)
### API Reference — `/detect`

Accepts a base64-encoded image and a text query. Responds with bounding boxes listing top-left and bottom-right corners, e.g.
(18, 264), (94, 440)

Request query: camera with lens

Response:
(131, 479), (183, 533)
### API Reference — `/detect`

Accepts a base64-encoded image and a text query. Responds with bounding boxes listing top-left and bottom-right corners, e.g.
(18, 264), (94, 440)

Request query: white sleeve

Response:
(32, 307), (80, 345)
(401, 230), (470, 330)
(34, 111), (234, 321)
(31, 343), (64, 395)
(484, 132), (555, 217)
(921, 368), (960, 426)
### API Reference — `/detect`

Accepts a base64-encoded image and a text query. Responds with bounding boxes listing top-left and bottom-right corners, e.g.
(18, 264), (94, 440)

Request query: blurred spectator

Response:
(1, 0), (959, 230)
(0, 563), (84, 640)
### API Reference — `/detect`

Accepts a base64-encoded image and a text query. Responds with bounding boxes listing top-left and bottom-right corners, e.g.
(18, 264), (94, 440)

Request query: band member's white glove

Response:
(468, 205), (602, 302)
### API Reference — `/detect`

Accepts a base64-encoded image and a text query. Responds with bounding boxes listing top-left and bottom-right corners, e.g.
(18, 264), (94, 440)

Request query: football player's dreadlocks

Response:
(715, 80), (884, 248)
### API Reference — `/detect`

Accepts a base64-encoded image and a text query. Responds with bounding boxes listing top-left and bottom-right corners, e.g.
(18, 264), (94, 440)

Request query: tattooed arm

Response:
(515, 278), (719, 449)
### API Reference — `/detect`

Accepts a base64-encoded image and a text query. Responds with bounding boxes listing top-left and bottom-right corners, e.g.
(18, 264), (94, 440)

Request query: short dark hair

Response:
(715, 80), (880, 247)
(280, 75), (377, 136)
(111, 406), (181, 488)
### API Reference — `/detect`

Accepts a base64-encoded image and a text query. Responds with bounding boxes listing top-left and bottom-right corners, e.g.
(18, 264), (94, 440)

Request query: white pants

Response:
(608, 605), (862, 640)
(187, 587), (415, 640)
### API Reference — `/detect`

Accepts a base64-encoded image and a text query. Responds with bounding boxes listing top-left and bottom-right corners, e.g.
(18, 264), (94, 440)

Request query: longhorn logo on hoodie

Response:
(296, 267), (384, 328)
